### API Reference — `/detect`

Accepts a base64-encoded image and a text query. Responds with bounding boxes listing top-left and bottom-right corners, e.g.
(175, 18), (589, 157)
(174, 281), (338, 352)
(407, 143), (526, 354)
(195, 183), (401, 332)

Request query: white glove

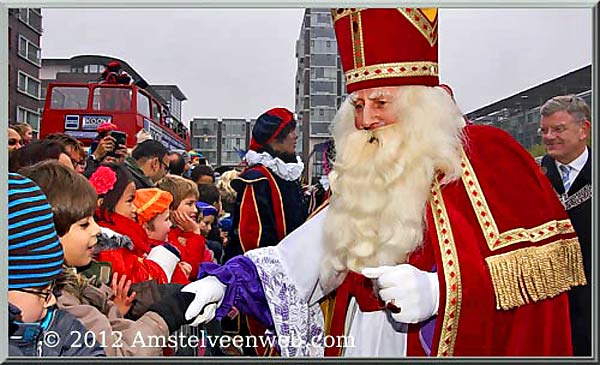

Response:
(182, 276), (227, 326)
(362, 264), (439, 324)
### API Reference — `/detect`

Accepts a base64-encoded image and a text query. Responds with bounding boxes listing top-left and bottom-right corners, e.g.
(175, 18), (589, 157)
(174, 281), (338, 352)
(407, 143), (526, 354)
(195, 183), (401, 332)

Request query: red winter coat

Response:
(96, 211), (168, 284)
(168, 228), (211, 280)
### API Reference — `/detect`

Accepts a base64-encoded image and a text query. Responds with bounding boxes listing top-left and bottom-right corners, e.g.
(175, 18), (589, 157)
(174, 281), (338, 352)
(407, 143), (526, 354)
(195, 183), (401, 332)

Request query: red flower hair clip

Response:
(89, 166), (117, 196)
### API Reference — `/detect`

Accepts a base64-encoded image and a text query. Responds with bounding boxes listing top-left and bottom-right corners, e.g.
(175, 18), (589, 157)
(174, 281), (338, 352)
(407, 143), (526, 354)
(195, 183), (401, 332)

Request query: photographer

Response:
(84, 122), (128, 177)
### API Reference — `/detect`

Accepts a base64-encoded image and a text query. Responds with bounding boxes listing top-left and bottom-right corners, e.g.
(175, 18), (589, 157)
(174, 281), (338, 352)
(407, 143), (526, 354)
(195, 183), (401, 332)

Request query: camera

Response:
(110, 130), (127, 147)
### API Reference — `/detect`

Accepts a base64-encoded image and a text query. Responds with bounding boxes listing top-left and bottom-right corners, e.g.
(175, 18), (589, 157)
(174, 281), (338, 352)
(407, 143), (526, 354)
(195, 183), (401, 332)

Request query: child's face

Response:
(199, 215), (215, 237)
(8, 283), (56, 323)
(114, 182), (137, 220)
(147, 209), (171, 242)
(60, 215), (100, 267)
(176, 195), (198, 221)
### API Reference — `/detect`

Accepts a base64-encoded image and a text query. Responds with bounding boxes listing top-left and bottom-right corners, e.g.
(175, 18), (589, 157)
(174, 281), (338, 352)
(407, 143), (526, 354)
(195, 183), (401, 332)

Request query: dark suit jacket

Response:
(541, 148), (591, 356)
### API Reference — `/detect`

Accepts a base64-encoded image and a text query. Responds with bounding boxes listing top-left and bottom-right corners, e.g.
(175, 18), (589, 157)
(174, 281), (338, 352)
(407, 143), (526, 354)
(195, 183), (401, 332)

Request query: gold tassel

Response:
(485, 238), (587, 310)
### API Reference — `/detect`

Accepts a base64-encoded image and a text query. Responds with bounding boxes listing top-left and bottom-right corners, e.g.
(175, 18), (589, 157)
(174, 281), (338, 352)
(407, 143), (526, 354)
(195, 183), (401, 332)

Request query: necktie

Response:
(559, 165), (572, 192)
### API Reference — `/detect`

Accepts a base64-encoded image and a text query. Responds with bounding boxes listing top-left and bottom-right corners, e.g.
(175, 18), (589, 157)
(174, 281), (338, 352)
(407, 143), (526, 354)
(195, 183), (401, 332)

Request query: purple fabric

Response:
(419, 264), (438, 356)
(198, 255), (274, 329)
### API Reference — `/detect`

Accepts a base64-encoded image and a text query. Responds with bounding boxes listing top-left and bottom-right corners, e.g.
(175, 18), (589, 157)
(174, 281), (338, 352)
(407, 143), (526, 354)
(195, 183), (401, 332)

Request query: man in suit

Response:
(540, 94), (591, 356)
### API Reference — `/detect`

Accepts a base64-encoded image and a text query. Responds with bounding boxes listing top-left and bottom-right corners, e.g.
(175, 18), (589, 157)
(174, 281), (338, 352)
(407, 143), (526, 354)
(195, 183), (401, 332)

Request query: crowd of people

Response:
(6, 6), (592, 359)
(7, 105), (323, 357)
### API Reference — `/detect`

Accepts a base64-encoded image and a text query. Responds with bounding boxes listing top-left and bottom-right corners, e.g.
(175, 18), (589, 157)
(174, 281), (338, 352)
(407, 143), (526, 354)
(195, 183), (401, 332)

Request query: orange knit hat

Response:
(133, 188), (174, 225)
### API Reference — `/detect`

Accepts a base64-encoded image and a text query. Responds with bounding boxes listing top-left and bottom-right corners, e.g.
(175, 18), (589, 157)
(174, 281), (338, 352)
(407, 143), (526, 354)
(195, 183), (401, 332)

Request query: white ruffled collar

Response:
(245, 150), (304, 181)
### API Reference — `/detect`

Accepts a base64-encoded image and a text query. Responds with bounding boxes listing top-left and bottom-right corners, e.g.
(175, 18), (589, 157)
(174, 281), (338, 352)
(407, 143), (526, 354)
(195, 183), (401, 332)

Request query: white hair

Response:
(320, 85), (466, 291)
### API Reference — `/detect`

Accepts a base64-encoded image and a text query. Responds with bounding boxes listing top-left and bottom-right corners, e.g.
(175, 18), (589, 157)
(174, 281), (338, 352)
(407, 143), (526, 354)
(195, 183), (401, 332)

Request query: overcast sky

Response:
(41, 8), (593, 124)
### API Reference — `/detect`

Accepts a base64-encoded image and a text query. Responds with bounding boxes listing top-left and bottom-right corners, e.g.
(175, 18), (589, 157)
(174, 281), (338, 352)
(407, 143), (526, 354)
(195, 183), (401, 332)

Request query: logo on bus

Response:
(65, 115), (80, 130)
(82, 115), (112, 130)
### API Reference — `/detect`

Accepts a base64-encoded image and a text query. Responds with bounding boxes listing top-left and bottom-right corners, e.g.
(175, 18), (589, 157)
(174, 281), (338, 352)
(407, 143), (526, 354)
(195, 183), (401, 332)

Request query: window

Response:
(17, 71), (40, 99)
(16, 106), (40, 128)
(83, 64), (102, 73)
(312, 27), (334, 38)
(18, 35), (41, 65)
(50, 86), (89, 110)
(136, 91), (151, 117)
(311, 81), (335, 93)
(18, 9), (42, 33)
(92, 87), (132, 111)
(152, 100), (162, 124)
(311, 122), (331, 135)
(311, 94), (336, 108)
(311, 54), (337, 67)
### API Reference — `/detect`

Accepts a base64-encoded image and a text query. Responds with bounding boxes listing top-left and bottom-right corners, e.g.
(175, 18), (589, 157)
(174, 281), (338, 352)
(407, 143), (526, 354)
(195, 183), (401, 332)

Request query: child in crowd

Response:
(20, 161), (197, 356)
(195, 202), (222, 264)
(157, 175), (212, 280)
(90, 163), (180, 284)
(133, 188), (191, 284)
(8, 173), (105, 357)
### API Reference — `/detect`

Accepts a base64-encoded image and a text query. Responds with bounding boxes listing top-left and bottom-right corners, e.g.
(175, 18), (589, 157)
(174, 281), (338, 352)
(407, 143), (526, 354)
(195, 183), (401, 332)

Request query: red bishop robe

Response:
(324, 125), (585, 356)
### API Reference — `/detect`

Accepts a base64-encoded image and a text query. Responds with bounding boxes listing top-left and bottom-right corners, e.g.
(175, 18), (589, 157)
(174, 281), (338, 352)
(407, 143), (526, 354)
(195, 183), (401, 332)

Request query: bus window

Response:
(50, 86), (89, 110)
(137, 90), (151, 118)
(152, 100), (162, 124)
(93, 87), (132, 111)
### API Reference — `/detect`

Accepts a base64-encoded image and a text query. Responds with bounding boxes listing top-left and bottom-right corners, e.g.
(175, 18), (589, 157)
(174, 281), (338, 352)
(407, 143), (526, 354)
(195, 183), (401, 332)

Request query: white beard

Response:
(320, 86), (466, 290)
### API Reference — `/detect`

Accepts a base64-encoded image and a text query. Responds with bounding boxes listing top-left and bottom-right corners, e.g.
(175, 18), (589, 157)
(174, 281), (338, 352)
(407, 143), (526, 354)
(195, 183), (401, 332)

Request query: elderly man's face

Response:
(540, 110), (590, 164)
(352, 87), (400, 131)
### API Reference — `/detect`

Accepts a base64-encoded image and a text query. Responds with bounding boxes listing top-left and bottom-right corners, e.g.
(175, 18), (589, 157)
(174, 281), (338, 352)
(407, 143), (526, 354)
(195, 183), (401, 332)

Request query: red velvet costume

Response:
(325, 125), (584, 356)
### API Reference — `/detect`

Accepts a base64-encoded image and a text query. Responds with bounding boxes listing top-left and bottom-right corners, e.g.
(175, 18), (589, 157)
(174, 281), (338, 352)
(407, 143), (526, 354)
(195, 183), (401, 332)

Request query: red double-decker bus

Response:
(40, 82), (190, 150)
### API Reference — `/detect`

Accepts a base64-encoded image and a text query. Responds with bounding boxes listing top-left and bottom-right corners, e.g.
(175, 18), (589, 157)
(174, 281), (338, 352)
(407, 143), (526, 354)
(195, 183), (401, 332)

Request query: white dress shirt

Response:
(555, 147), (589, 191)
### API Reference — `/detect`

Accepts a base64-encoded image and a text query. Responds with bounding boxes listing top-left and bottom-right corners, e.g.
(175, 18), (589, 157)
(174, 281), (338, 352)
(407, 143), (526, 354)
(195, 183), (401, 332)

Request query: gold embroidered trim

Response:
(345, 61), (438, 85)
(486, 238), (587, 310)
(497, 219), (575, 247)
(460, 149), (576, 250)
(349, 11), (365, 69)
(431, 181), (462, 357)
(397, 8), (438, 46)
(331, 8), (360, 24)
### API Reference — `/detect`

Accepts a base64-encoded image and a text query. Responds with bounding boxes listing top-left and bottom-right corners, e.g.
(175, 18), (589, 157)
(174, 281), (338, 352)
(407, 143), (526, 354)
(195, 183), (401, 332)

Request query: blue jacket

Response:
(9, 304), (106, 357)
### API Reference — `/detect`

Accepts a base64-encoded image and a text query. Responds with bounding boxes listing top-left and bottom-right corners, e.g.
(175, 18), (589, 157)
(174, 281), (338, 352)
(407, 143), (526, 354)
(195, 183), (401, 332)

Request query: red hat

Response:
(107, 61), (122, 70)
(97, 121), (118, 134)
(332, 8), (439, 93)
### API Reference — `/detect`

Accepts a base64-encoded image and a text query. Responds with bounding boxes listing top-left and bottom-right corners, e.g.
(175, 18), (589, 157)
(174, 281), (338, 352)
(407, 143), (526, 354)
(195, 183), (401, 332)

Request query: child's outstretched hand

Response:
(111, 272), (137, 316)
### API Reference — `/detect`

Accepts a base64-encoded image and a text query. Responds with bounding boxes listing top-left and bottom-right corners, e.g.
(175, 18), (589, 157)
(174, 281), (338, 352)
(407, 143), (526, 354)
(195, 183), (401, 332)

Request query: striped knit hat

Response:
(8, 173), (64, 290)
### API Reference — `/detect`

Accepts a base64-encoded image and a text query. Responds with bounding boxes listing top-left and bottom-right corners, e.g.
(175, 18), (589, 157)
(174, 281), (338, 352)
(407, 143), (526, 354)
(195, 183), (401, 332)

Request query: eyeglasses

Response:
(538, 124), (570, 136)
(8, 138), (22, 146)
(160, 158), (170, 171)
(70, 158), (87, 168)
(12, 282), (59, 304)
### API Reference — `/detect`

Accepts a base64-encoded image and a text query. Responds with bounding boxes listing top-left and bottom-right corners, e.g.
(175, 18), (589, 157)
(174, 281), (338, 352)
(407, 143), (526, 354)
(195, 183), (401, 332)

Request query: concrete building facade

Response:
(295, 8), (346, 184)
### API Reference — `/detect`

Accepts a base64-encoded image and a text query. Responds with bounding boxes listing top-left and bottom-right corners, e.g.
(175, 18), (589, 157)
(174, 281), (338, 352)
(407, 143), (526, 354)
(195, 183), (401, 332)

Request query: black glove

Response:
(148, 289), (195, 333)
(125, 279), (162, 320)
